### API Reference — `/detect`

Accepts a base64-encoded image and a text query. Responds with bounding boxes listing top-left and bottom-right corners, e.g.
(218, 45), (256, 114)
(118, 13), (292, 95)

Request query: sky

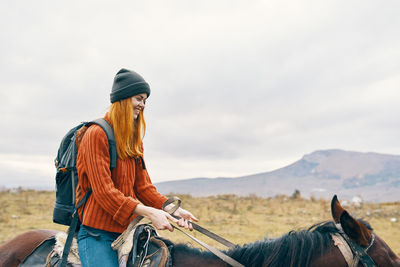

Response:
(0, 0), (399, 189)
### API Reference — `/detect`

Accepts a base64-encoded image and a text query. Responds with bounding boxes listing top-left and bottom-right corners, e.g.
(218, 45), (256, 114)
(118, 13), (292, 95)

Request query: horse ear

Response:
(331, 195), (345, 224)
(340, 210), (372, 247)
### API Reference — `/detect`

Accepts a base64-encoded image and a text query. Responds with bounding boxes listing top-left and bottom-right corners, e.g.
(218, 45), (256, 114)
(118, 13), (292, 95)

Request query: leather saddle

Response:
(19, 237), (56, 267)
(21, 224), (172, 267)
(127, 224), (173, 267)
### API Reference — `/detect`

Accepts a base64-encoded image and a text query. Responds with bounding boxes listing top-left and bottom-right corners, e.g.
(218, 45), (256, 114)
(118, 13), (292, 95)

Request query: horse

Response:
(1, 195), (399, 267)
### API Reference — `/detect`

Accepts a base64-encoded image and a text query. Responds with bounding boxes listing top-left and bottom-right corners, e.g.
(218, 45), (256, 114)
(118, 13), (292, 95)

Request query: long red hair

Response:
(106, 97), (145, 159)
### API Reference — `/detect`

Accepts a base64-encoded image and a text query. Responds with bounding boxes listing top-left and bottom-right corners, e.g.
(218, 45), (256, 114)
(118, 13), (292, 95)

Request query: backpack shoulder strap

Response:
(89, 118), (117, 170)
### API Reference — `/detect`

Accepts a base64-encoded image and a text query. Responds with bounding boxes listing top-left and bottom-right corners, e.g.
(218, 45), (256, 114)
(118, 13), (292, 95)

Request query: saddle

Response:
(127, 224), (172, 267)
(42, 224), (171, 267)
(19, 236), (57, 267)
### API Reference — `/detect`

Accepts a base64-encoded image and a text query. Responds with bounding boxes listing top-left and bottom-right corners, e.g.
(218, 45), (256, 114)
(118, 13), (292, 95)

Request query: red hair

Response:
(106, 97), (145, 159)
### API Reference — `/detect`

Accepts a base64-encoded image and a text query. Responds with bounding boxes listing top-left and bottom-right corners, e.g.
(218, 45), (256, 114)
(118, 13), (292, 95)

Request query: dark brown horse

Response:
(1, 196), (399, 267)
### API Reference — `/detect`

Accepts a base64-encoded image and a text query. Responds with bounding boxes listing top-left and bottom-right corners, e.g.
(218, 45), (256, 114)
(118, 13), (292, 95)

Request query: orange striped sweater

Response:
(75, 122), (167, 233)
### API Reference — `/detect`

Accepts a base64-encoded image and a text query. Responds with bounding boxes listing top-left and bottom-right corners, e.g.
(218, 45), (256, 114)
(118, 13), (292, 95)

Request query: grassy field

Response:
(0, 190), (399, 256)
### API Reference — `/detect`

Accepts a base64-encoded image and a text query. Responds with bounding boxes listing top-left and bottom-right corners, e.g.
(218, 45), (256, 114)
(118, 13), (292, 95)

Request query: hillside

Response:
(156, 149), (400, 202)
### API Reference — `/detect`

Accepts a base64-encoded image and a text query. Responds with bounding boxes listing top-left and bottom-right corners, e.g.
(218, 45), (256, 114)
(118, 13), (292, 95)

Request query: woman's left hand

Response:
(172, 207), (198, 231)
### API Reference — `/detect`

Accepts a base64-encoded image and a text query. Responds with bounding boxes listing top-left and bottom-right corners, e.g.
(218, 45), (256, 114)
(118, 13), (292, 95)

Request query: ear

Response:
(340, 210), (372, 247)
(331, 195), (345, 224)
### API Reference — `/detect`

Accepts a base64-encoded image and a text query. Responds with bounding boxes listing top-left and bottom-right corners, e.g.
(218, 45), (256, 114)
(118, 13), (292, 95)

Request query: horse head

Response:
(331, 195), (400, 267)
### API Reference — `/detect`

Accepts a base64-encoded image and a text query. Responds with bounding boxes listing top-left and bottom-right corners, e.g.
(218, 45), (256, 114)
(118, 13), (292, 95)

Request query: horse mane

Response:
(162, 219), (373, 267)
(229, 221), (339, 267)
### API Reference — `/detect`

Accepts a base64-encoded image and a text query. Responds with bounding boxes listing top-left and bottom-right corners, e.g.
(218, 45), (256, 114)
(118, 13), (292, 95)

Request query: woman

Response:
(75, 68), (198, 267)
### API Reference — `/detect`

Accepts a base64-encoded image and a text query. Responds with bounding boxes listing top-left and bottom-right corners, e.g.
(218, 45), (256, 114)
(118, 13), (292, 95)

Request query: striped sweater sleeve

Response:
(79, 126), (139, 226)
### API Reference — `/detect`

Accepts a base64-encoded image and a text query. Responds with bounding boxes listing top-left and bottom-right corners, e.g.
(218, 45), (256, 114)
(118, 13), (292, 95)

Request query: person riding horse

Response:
(70, 68), (198, 266)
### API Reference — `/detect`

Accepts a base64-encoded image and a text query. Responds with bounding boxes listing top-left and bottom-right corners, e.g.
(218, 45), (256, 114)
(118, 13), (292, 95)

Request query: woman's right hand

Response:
(134, 204), (178, 232)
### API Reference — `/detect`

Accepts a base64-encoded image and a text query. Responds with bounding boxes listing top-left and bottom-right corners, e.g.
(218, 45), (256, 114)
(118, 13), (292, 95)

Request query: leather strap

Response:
(162, 196), (236, 249)
(334, 224), (376, 267)
(172, 225), (244, 267)
(59, 190), (91, 267)
(162, 196), (181, 215)
(111, 215), (144, 251)
(331, 233), (354, 266)
(344, 233), (376, 267)
(163, 196), (244, 267)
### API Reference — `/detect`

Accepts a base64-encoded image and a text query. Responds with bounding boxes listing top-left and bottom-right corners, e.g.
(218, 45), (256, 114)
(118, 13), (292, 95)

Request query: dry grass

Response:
(0, 189), (68, 243)
(0, 190), (399, 256)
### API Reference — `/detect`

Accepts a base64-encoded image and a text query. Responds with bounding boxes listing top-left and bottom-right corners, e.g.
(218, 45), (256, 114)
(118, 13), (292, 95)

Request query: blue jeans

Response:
(77, 225), (120, 267)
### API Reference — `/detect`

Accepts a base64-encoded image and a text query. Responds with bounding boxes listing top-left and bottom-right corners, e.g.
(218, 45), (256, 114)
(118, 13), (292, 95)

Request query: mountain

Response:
(155, 149), (400, 202)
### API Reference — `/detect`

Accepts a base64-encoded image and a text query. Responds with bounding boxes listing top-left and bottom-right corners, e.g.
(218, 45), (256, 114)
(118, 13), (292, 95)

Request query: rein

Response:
(163, 196), (244, 267)
(333, 224), (376, 267)
(112, 197), (244, 267)
(162, 197), (236, 248)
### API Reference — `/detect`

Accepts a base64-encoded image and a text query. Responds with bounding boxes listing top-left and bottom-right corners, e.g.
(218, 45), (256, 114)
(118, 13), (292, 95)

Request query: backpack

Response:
(53, 118), (117, 226)
(53, 118), (118, 267)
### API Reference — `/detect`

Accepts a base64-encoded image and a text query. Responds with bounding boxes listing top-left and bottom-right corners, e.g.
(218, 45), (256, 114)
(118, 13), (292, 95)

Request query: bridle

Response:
(333, 223), (376, 267)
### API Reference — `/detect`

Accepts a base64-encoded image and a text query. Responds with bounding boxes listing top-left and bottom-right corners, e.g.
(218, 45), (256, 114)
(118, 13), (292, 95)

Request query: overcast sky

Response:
(0, 0), (399, 188)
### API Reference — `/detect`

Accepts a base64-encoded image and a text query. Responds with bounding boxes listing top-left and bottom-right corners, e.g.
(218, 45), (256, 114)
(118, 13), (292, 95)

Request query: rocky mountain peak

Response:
(156, 149), (400, 202)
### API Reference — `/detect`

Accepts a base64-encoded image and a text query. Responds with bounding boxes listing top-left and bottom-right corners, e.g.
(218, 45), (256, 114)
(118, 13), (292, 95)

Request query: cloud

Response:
(0, 154), (54, 188)
(0, 0), (399, 186)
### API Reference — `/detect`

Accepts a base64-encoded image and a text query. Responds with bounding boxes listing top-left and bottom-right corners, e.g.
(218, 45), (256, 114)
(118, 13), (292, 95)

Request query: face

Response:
(131, 93), (147, 119)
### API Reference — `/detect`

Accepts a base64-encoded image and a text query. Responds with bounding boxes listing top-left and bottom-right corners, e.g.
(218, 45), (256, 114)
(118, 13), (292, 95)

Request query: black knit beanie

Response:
(110, 68), (151, 103)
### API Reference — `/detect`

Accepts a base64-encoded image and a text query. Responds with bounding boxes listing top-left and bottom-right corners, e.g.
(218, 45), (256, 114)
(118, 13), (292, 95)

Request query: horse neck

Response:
(309, 245), (349, 267)
(171, 244), (227, 267)
(229, 222), (339, 267)
(169, 222), (341, 267)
